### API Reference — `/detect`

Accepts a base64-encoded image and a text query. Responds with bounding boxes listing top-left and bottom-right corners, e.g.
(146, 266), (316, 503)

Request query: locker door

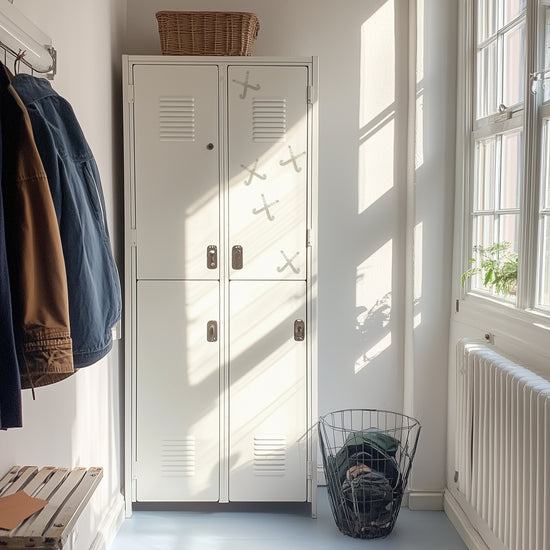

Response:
(229, 280), (307, 501)
(228, 66), (308, 280)
(133, 65), (219, 280)
(136, 280), (220, 501)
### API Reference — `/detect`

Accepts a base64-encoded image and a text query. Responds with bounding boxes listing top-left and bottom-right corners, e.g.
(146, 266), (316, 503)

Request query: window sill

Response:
(454, 293), (550, 367)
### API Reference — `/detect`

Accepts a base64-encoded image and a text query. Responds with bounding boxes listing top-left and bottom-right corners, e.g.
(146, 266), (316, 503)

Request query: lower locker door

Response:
(229, 280), (307, 501)
(136, 280), (220, 501)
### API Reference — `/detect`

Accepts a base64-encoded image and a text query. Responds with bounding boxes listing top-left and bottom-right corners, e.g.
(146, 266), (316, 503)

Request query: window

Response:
(462, 0), (550, 314)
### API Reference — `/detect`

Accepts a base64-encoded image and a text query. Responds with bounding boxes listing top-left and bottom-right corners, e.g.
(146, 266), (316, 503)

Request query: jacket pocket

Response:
(81, 161), (107, 233)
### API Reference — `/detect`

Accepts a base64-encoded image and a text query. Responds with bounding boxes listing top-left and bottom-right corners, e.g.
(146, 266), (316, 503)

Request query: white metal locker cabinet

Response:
(228, 66), (308, 280)
(124, 56), (317, 514)
(229, 280), (307, 501)
(136, 280), (220, 502)
(133, 65), (220, 280)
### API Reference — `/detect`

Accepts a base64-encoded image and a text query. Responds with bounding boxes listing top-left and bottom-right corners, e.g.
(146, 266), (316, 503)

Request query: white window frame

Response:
(454, 0), (550, 333)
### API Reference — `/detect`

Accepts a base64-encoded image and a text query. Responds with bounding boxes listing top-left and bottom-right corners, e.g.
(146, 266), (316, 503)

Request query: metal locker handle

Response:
(232, 245), (243, 270)
(207, 245), (217, 269)
(207, 320), (218, 342)
(294, 319), (305, 341)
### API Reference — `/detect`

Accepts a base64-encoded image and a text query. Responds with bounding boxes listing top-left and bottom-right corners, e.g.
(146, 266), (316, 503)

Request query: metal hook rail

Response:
(0, 0), (57, 79)
(0, 38), (56, 78)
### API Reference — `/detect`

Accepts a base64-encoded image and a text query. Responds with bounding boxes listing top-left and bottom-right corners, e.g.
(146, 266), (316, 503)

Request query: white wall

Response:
(125, 0), (457, 499)
(0, 0), (127, 548)
(408, 0), (457, 498)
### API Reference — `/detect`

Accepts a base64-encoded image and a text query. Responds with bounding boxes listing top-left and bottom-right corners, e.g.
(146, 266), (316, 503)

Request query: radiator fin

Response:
(456, 339), (550, 550)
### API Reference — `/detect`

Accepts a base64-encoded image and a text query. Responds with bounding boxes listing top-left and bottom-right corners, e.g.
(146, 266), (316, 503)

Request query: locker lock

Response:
(207, 245), (217, 269)
(207, 320), (218, 342)
(294, 319), (305, 341)
(232, 245), (243, 270)
(206, 143), (214, 150)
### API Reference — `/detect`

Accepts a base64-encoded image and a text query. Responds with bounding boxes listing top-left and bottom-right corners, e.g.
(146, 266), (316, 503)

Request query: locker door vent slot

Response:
(253, 436), (286, 476)
(161, 438), (196, 477)
(252, 98), (286, 143)
(159, 97), (195, 142)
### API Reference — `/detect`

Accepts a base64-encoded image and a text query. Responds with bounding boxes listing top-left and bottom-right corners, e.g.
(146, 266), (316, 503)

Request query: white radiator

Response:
(455, 339), (550, 550)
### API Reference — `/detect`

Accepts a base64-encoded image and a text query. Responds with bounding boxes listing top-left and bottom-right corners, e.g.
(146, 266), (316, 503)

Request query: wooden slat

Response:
(0, 466), (38, 496)
(0, 466), (103, 549)
(0, 466), (22, 495)
(33, 467), (71, 500)
(17, 466), (57, 497)
(44, 467), (103, 543)
(10, 468), (71, 537)
(18, 468), (87, 537)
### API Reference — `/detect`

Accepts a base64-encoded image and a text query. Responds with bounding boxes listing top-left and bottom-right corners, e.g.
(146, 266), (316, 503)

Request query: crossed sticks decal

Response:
(232, 71), (261, 99)
(277, 250), (300, 274)
(241, 159), (267, 186)
(252, 194), (279, 221)
(279, 145), (306, 173)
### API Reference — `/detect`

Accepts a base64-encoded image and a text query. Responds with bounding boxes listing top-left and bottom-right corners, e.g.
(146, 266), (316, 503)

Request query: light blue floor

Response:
(110, 488), (467, 550)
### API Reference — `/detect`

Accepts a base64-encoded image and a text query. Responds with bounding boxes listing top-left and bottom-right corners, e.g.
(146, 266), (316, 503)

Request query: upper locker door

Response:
(133, 65), (219, 280)
(228, 65), (308, 280)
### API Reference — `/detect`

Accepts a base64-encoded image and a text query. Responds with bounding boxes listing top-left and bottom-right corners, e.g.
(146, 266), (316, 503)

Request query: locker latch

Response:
(207, 320), (218, 342)
(294, 319), (305, 341)
(207, 245), (217, 269)
(232, 245), (243, 270)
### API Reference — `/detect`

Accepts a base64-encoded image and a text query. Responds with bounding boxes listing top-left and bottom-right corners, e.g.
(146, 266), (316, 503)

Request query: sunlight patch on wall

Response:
(355, 332), (392, 374)
(359, 1), (395, 128)
(415, 90), (424, 170)
(414, 221), (423, 301)
(354, 239), (393, 373)
(358, 1), (396, 214)
(415, 0), (425, 170)
(358, 117), (395, 213)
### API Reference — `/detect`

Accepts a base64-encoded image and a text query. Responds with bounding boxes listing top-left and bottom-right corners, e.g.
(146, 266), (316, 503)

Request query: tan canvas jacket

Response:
(1, 68), (74, 389)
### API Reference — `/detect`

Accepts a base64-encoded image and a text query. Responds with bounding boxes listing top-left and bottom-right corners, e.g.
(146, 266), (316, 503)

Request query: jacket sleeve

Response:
(0, 74), (74, 389)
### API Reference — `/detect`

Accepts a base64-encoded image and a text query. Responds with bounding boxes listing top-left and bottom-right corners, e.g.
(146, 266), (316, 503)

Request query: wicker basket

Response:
(156, 11), (260, 56)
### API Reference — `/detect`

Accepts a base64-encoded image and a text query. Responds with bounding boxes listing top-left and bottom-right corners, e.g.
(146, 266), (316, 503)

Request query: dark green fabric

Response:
(344, 430), (399, 456)
(332, 430), (400, 487)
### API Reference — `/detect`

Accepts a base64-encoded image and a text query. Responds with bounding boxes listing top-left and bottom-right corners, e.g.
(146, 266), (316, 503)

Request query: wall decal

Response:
(232, 71), (261, 99)
(279, 145), (306, 173)
(277, 250), (300, 274)
(252, 193), (279, 221)
(241, 159), (267, 185)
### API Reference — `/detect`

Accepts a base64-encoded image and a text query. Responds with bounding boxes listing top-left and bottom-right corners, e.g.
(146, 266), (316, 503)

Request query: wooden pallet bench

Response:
(0, 465), (103, 549)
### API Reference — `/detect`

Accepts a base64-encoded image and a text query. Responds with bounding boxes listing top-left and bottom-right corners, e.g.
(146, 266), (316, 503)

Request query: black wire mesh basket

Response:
(319, 409), (421, 539)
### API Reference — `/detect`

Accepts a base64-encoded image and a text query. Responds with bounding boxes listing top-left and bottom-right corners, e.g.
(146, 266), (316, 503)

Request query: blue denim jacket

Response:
(13, 74), (121, 368)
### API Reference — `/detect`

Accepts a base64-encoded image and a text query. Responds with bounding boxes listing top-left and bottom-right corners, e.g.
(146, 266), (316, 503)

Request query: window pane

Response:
(544, 9), (550, 102)
(474, 215), (495, 248)
(475, 137), (496, 210)
(477, 42), (498, 118)
(500, 131), (522, 209)
(500, 213), (519, 249)
(497, 215), (519, 299)
(502, 0), (526, 27)
(544, 121), (550, 208)
(503, 22), (526, 108)
(477, 0), (497, 42)
(539, 216), (550, 307)
(471, 215), (495, 291)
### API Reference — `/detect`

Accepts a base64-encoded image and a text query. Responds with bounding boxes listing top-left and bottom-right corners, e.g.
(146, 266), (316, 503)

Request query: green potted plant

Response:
(462, 241), (518, 296)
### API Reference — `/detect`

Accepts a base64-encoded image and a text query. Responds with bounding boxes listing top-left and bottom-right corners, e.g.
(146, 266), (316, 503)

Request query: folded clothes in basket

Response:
(325, 430), (402, 538)
(329, 429), (401, 488)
